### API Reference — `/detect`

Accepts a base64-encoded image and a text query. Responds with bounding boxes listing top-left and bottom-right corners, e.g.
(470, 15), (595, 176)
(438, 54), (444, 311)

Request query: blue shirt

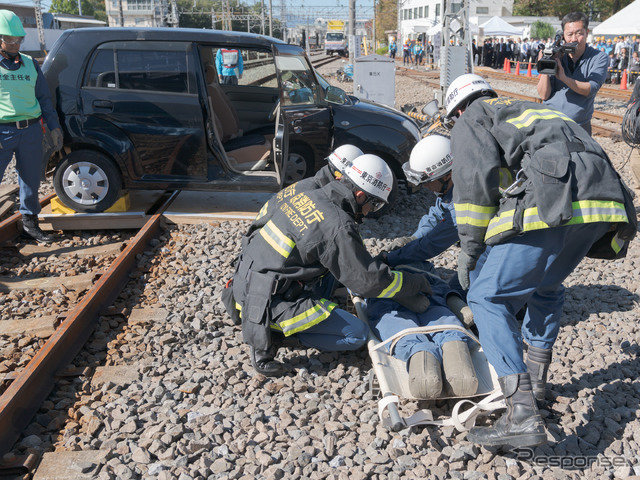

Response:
(0, 54), (60, 130)
(386, 190), (458, 266)
(543, 45), (608, 126)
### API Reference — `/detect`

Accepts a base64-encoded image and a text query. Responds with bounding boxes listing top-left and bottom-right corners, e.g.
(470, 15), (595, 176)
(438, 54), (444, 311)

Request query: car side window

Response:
(84, 41), (197, 94)
(275, 55), (318, 106)
(201, 47), (278, 88)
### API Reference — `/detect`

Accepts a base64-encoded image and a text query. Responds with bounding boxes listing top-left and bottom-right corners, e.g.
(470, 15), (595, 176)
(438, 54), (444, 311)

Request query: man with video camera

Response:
(536, 12), (608, 135)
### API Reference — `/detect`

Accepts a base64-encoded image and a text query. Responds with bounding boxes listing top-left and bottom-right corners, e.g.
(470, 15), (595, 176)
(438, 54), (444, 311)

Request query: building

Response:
(397, 0), (514, 41)
(105, 0), (174, 28)
(0, 2), (105, 56)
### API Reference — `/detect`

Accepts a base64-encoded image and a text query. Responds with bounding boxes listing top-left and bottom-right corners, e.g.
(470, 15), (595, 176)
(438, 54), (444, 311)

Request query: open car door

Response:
(272, 44), (328, 185)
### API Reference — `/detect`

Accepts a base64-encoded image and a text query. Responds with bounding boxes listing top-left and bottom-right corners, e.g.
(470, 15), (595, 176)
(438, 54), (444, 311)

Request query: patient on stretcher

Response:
(365, 262), (479, 399)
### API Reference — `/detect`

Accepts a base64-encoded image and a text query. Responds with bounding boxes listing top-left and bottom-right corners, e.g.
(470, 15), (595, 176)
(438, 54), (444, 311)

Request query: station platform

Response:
(39, 190), (272, 231)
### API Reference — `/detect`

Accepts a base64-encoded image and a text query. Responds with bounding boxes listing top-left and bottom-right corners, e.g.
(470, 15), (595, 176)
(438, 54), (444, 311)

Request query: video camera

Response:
(536, 32), (578, 76)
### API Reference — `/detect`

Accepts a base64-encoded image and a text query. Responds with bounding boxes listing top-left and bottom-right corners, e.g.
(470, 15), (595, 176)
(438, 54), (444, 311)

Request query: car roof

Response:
(61, 27), (287, 49)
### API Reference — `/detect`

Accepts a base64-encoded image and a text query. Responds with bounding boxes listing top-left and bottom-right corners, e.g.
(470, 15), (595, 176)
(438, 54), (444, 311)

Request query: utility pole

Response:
(269, 0), (273, 37)
(261, 0), (266, 35)
(33, 0), (46, 53)
(348, 0), (355, 64)
(118, 0), (124, 26)
(78, 0), (83, 16)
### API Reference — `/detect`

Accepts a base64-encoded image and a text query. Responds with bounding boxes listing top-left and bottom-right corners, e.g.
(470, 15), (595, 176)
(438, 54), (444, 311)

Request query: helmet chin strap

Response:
(1, 48), (18, 60)
(434, 178), (450, 197)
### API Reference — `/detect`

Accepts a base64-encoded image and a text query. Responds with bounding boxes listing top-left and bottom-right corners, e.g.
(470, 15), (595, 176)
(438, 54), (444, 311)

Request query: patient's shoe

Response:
(442, 340), (479, 396)
(408, 350), (442, 399)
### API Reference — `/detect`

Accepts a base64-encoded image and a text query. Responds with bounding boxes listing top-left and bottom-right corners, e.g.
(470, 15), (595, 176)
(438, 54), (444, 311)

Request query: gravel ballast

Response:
(2, 62), (640, 480)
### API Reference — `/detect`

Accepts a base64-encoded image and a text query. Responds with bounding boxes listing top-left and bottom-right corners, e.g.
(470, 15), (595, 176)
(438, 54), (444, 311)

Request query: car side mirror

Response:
(421, 99), (440, 118)
(325, 85), (347, 105)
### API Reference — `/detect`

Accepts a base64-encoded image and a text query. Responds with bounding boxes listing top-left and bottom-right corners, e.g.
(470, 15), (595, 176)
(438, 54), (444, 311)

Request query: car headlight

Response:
(402, 119), (421, 142)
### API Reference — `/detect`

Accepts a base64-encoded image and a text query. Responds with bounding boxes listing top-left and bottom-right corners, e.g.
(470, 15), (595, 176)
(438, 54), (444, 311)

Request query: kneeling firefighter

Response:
(226, 154), (433, 376)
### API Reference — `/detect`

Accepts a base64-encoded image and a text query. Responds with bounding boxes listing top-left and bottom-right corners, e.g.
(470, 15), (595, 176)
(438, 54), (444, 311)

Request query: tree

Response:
(375, 0), (397, 45)
(530, 20), (555, 40)
(49, 0), (107, 22)
(513, 0), (635, 20)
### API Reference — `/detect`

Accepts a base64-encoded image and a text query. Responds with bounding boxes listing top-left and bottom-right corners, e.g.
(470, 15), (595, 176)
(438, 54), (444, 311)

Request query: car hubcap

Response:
(62, 162), (109, 205)
(285, 153), (308, 184)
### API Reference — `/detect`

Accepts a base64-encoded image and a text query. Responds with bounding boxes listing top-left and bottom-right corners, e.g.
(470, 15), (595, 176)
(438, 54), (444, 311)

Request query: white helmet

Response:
(445, 73), (497, 118)
(402, 134), (452, 186)
(343, 154), (393, 206)
(326, 144), (363, 175)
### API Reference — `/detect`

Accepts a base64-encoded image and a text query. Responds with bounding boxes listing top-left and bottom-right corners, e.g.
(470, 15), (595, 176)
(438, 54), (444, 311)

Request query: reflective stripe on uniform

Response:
(454, 203), (497, 228)
(278, 298), (337, 336)
(506, 108), (575, 129)
(378, 271), (403, 298)
(485, 200), (628, 240)
(256, 201), (269, 220)
(235, 302), (242, 318)
(259, 220), (295, 258)
(611, 233), (624, 254)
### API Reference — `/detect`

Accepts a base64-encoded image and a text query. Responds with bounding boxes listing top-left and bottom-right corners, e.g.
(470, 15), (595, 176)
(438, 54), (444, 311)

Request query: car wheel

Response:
(285, 145), (314, 185)
(368, 169), (398, 219)
(53, 151), (122, 213)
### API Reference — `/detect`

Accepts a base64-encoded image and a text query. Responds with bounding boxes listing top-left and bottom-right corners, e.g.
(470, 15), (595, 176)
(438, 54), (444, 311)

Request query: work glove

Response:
(395, 293), (430, 314)
(390, 235), (416, 251)
(51, 128), (63, 152)
(401, 271), (433, 297)
(457, 250), (478, 291)
(373, 250), (389, 264)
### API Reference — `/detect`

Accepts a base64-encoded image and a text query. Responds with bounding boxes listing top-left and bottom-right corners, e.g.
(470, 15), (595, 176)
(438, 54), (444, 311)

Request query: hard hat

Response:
(445, 73), (497, 118)
(343, 154), (393, 205)
(622, 100), (640, 148)
(0, 10), (25, 37)
(402, 134), (452, 186)
(326, 144), (363, 175)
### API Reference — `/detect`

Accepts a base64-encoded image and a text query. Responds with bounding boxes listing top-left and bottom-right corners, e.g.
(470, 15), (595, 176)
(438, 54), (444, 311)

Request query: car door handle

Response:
(93, 100), (113, 110)
(291, 120), (302, 134)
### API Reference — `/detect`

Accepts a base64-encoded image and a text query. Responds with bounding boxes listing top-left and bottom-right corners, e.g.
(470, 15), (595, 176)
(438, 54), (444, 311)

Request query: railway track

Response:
(395, 65), (625, 139)
(0, 191), (178, 471)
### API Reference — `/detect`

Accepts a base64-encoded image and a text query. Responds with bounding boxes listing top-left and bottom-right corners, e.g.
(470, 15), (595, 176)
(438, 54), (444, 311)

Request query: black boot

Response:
(22, 214), (53, 244)
(524, 344), (552, 404)
(467, 373), (547, 448)
(250, 345), (284, 377)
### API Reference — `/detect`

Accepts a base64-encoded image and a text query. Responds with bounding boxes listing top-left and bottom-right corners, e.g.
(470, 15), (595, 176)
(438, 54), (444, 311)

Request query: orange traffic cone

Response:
(506, 60), (511, 74)
(503, 57), (508, 72)
(515, 62), (520, 75)
(620, 69), (628, 90)
(526, 62), (532, 77)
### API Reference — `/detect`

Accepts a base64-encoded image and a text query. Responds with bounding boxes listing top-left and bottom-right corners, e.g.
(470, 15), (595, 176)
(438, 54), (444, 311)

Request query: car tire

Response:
(285, 145), (315, 185)
(368, 169), (398, 219)
(53, 151), (122, 213)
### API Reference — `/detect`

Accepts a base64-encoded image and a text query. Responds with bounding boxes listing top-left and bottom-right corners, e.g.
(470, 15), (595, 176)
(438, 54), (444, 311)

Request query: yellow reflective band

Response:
(279, 299), (337, 335)
(454, 203), (497, 227)
(611, 234), (623, 254)
(485, 209), (516, 239)
(378, 271), (403, 298)
(259, 220), (295, 258)
(506, 108), (575, 129)
(235, 302), (242, 318)
(498, 168), (514, 190)
(485, 200), (629, 240)
(256, 201), (269, 220)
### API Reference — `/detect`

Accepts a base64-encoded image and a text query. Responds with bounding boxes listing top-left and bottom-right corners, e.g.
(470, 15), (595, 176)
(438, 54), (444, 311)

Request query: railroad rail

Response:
(395, 65), (624, 139)
(0, 191), (178, 465)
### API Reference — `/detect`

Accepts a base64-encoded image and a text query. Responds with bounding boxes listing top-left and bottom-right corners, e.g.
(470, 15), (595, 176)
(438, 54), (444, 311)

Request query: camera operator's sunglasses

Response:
(2, 36), (24, 45)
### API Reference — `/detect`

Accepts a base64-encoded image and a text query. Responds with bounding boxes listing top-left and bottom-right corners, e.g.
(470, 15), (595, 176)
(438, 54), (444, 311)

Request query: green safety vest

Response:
(0, 54), (41, 122)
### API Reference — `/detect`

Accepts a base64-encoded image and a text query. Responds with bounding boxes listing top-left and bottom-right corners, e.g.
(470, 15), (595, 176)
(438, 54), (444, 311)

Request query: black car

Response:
(42, 27), (421, 213)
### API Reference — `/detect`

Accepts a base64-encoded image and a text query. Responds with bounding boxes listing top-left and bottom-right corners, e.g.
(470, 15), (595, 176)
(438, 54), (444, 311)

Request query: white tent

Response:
(593, 0), (640, 35)
(479, 16), (523, 37)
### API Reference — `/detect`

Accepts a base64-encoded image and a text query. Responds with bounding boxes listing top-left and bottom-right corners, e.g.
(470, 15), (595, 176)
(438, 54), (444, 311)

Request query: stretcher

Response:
(352, 295), (505, 432)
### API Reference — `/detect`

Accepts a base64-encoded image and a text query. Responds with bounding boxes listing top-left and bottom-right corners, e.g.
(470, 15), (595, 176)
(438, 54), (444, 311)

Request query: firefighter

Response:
(230, 154), (433, 377)
(445, 73), (636, 448)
